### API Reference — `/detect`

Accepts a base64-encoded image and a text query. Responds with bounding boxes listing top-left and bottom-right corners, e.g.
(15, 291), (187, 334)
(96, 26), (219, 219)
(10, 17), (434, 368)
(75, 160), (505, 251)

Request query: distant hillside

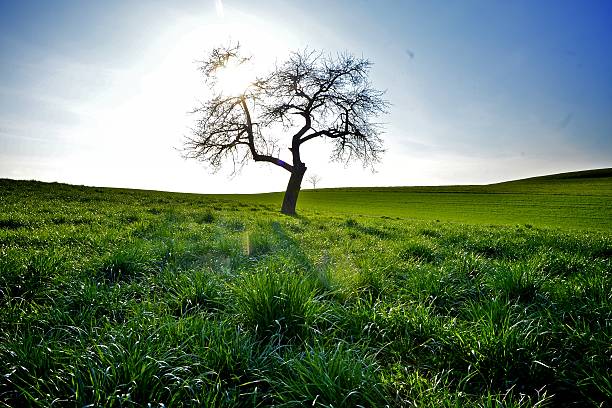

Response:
(291, 168), (612, 230)
(1, 168), (611, 230)
(499, 168), (612, 182)
(487, 168), (612, 196)
(307, 168), (612, 197)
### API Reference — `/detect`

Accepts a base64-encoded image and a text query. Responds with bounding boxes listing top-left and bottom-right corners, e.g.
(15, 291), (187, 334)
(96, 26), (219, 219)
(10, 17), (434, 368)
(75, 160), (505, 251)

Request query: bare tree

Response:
(307, 174), (321, 190)
(185, 44), (388, 215)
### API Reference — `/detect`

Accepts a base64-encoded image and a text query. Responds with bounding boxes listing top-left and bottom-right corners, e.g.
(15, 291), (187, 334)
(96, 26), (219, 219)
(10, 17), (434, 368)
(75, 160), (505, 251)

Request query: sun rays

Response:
(214, 57), (255, 96)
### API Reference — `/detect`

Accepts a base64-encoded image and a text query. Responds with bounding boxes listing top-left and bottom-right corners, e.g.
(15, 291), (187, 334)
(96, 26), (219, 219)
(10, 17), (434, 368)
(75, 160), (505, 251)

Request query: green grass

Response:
(229, 168), (612, 230)
(0, 172), (610, 407)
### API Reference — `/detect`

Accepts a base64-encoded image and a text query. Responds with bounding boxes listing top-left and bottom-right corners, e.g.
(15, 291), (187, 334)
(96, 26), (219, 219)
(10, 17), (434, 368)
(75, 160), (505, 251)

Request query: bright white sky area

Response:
(1, 1), (611, 193)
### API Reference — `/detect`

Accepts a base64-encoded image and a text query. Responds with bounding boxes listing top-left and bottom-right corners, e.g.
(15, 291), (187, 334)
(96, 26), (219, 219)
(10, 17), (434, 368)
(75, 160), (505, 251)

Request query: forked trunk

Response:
(281, 166), (306, 215)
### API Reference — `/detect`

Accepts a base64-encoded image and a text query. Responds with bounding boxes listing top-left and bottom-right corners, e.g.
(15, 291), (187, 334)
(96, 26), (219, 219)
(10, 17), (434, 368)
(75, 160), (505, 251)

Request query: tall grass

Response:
(232, 262), (319, 341)
(0, 179), (610, 406)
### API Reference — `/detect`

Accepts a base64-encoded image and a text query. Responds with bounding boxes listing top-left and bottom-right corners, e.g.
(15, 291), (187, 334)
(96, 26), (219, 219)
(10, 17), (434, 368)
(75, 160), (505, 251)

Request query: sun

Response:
(215, 58), (255, 96)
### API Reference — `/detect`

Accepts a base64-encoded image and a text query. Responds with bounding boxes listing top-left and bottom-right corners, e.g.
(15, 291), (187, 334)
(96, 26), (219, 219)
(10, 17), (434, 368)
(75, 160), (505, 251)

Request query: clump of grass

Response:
(341, 217), (391, 239)
(591, 241), (612, 258)
(458, 229), (526, 260)
(232, 266), (318, 341)
(385, 367), (554, 407)
(147, 207), (162, 215)
(164, 269), (226, 315)
(355, 267), (389, 299)
(72, 326), (188, 406)
(221, 217), (245, 232)
(312, 255), (365, 302)
(244, 230), (275, 258)
(382, 368), (465, 407)
(61, 279), (129, 324)
(333, 299), (448, 361)
(69, 318), (267, 407)
(489, 262), (546, 303)
(0, 217), (27, 230)
(0, 249), (65, 301)
(0, 326), (74, 406)
(453, 299), (554, 395)
(402, 262), (480, 315)
(98, 243), (158, 282)
(270, 343), (388, 407)
(536, 249), (589, 276)
(193, 209), (215, 224)
(343, 218), (359, 228)
(350, 249), (399, 299)
(419, 228), (442, 239)
(178, 317), (267, 390)
(398, 239), (440, 264)
(119, 213), (140, 224)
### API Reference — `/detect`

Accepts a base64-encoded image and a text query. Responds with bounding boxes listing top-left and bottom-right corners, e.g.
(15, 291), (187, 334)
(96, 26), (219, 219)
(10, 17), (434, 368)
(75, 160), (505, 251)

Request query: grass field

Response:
(0, 171), (610, 407)
(231, 168), (612, 231)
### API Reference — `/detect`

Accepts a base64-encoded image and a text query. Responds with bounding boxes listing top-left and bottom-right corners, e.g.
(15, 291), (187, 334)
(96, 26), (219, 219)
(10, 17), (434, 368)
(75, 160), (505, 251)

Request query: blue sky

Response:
(1, 0), (611, 193)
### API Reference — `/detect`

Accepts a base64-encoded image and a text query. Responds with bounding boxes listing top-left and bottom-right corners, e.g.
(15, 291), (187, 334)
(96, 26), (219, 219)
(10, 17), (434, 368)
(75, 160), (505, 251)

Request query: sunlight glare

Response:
(215, 58), (255, 96)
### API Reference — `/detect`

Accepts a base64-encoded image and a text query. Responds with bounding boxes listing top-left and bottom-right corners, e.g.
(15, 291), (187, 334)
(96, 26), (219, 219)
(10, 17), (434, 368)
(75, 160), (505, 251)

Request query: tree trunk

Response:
(281, 166), (306, 215)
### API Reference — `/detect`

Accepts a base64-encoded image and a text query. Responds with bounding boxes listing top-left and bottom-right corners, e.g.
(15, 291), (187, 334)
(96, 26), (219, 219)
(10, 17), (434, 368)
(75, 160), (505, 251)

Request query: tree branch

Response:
(185, 45), (388, 177)
(241, 98), (294, 173)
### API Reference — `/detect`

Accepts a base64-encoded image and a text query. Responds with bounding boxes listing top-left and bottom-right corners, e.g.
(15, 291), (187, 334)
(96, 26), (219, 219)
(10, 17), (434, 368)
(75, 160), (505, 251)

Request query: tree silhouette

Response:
(185, 44), (388, 215)
(307, 174), (321, 190)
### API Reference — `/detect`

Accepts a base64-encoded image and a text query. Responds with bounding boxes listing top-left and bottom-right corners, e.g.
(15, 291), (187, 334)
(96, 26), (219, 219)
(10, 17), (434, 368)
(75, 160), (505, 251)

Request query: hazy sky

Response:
(1, 0), (611, 193)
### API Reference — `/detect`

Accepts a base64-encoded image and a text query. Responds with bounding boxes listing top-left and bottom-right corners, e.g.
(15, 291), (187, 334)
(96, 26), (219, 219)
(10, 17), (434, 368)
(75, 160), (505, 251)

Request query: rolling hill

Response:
(2, 168), (611, 230)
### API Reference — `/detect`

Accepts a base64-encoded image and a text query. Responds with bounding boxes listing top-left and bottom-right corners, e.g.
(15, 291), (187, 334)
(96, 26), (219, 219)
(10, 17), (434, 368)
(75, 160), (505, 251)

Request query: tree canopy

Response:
(185, 44), (388, 214)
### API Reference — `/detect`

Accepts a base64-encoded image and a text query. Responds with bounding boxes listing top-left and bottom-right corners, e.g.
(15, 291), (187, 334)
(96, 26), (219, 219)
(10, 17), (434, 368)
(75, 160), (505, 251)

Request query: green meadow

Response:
(234, 168), (612, 231)
(0, 170), (610, 407)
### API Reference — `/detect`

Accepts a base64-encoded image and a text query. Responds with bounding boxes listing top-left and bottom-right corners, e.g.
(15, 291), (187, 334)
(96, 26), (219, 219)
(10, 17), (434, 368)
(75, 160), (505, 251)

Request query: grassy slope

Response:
(0, 173), (610, 407)
(219, 168), (612, 231)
